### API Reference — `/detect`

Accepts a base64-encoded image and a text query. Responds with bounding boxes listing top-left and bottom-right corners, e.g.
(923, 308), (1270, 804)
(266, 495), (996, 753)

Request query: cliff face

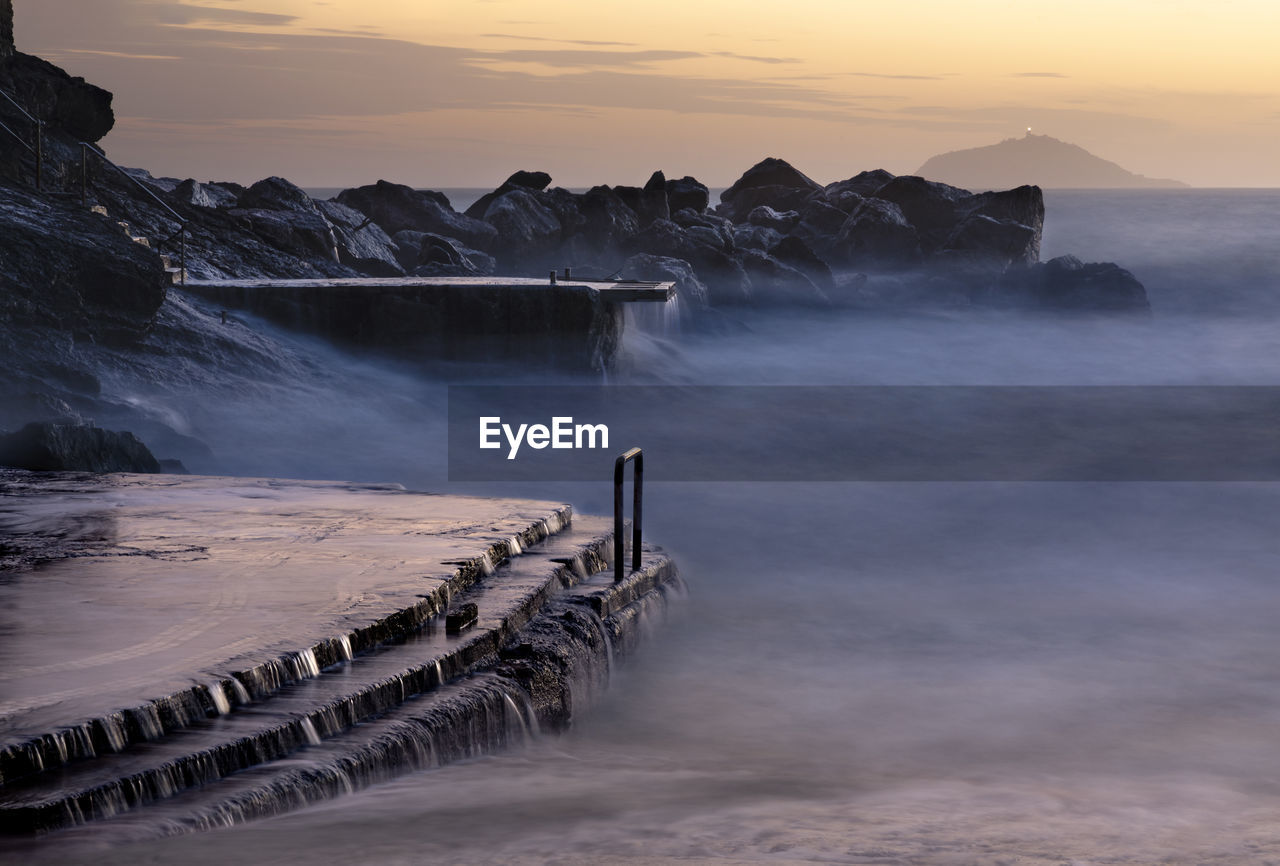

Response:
(1, 0), (13, 61)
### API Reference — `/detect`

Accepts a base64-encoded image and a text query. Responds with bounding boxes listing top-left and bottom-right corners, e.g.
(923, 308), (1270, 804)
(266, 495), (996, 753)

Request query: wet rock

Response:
(824, 169), (895, 203)
(173, 179), (237, 209)
(238, 176), (314, 213)
(505, 170), (552, 191)
(939, 213), (1040, 268)
(734, 248), (828, 306)
(464, 170), (553, 220)
(639, 170), (671, 225)
(473, 189), (563, 267)
(1000, 254), (1150, 311)
(618, 253), (710, 310)
(337, 181), (497, 251)
(831, 198), (922, 268)
(0, 422), (162, 473)
(1, 0), (12, 60)
(732, 223), (782, 252)
(869, 175), (973, 251)
(0, 185), (168, 344)
(0, 51), (113, 144)
(316, 200), (404, 276)
(718, 157), (823, 222)
(747, 205), (801, 232)
(671, 208), (735, 247)
(665, 176), (710, 214)
(769, 236), (834, 291)
(572, 185), (640, 256)
(411, 233), (496, 277)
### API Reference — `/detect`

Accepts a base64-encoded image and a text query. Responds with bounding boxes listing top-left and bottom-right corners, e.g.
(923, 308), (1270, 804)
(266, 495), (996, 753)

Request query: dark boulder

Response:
(572, 185), (640, 254)
(824, 169), (895, 203)
(960, 185), (1044, 262)
(1000, 254), (1150, 311)
(732, 223), (782, 252)
(831, 198), (922, 268)
(639, 170), (670, 225)
(470, 189), (562, 267)
(939, 214), (1039, 268)
(1, 0), (13, 60)
(238, 176), (314, 212)
(337, 181), (497, 251)
(0, 422), (162, 473)
(770, 235), (834, 291)
(632, 219), (750, 304)
(618, 253), (710, 310)
(0, 185), (168, 344)
(172, 179), (237, 209)
(411, 233), (496, 277)
(869, 175), (971, 250)
(718, 158), (823, 223)
(734, 248), (828, 306)
(747, 205), (801, 232)
(505, 170), (552, 191)
(316, 200), (404, 276)
(0, 52), (113, 144)
(464, 170), (552, 219)
(665, 176), (710, 214)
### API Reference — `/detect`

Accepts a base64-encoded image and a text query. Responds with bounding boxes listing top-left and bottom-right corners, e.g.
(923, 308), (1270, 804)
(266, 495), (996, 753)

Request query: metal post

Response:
(80, 143), (87, 207)
(180, 225), (187, 286)
(613, 447), (643, 582)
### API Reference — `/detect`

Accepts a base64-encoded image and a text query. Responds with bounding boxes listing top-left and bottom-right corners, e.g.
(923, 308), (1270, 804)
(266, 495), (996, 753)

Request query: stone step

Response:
(0, 518), (667, 835)
(0, 481), (573, 786)
(38, 550), (681, 842)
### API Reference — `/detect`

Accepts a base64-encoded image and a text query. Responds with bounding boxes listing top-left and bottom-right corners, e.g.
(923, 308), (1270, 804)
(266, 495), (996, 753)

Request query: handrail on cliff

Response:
(0, 86), (43, 190)
(79, 142), (187, 285)
(613, 447), (643, 582)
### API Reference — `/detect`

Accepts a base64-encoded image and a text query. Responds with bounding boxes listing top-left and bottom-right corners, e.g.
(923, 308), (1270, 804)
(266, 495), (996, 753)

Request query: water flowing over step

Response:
(0, 475), (573, 789)
(0, 474), (683, 839)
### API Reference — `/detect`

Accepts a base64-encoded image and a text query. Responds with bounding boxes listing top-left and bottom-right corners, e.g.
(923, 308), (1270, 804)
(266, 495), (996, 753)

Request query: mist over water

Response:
(30, 190), (1280, 864)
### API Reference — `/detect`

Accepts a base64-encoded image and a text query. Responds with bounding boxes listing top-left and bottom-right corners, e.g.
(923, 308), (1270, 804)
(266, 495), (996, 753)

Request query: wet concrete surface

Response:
(0, 471), (570, 747)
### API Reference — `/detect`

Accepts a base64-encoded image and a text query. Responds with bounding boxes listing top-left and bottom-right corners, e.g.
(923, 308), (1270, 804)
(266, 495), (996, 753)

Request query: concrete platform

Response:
(186, 276), (675, 303)
(0, 472), (569, 768)
(0, 470), (682, 837)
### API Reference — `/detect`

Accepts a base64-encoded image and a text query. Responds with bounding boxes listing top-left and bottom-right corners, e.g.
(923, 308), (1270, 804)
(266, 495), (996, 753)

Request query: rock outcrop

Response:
(0, 185), (169, 344)
(0, 422), (163, 473)
(1, 0), (13, 61)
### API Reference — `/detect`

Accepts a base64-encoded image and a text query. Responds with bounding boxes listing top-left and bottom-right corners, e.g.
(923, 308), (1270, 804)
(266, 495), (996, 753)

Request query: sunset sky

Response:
(13, 0), (1280, 188)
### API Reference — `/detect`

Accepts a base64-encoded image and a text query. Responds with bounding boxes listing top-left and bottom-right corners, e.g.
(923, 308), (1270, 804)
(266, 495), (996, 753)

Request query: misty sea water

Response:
(22, 189), (1280, 865)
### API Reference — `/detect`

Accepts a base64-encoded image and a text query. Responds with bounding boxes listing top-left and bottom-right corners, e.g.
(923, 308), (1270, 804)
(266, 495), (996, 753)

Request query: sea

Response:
(20, 188), (1280, 865)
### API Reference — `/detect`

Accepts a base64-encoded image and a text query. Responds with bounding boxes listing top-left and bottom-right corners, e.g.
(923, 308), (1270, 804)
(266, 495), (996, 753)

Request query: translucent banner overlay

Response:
(447, 386), (1280, 481)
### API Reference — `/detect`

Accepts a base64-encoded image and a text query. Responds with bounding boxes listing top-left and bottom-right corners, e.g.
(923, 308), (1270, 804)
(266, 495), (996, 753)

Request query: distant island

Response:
(917, 133), (1188, 190)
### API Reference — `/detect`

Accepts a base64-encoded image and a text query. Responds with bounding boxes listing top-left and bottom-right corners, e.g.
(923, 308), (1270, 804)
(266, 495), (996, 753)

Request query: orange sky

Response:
(14, 0), (1280, 188)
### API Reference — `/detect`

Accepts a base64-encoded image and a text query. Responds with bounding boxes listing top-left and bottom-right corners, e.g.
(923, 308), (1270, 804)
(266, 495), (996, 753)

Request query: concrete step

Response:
(38, 549), (680, 841)
(0, 477), (573, 785)
(0, 513), (678, 836)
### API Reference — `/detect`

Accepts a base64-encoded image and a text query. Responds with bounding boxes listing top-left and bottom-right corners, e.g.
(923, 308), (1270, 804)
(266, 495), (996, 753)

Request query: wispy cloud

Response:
(468, 48), (703, 68)
(1011, 72), (1068, 78)
(480, 33), (639, 47)
(710, 51), (800, 65)
(843, 72), (946, 81)
(54, 48), (182, 61)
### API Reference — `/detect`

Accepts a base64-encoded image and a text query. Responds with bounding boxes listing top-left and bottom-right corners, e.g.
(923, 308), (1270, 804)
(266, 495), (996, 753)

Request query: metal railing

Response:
(80, 142), (187, 285)
(613, 447), (643, 582)
(0, 87), (43, 190)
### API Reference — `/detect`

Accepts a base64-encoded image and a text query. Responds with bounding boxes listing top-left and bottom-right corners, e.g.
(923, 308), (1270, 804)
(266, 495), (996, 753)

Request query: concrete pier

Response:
(0, 471), (681, 835)
(184, 277), (676, 370)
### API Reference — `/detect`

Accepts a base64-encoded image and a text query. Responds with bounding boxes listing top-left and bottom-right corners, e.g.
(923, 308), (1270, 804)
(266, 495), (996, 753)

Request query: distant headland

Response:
(917, 133), (1189, 190)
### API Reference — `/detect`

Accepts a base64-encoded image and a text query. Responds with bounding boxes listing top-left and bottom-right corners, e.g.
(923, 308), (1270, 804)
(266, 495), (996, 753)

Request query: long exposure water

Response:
(19, 190), (1280, 864)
